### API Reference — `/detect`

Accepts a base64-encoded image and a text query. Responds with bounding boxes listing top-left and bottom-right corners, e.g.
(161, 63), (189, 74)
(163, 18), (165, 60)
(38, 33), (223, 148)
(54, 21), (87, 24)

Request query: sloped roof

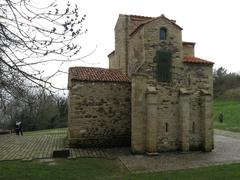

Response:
(129, 14), (182, 36)
(69, 67), (130, 82)
(108, 50), (115, 57)
(182, 41), (196, 46)
(129, 15), (153, 21)
(183, 56), (214, 65)
(129, 15), (153, 30)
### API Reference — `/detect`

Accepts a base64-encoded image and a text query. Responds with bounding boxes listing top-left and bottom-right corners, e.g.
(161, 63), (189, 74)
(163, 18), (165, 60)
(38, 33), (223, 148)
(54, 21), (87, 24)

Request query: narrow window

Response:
(187, 74), (191, 86)
(192, 122), (195, 133)
(156, 50), (172, 82)
(165, 123), (168, 132)
(160, 27), (167, 40)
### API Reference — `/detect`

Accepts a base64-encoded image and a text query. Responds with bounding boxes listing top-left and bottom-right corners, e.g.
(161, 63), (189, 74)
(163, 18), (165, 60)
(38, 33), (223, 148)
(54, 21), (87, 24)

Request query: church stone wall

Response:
(184, 63), (213, 151)
(131, 18), (185, 152)
(131, 62), (213, 153)
(114, 15), (128, 74)
(108, 53), (118, 69)
(68, 80), (131, 147)
(130, 17), (213, 153)
(69, 14), (214, 153)
(131, 74), (147, 153)
(128, 29), (145, 77)
(183, 43), (195, 57)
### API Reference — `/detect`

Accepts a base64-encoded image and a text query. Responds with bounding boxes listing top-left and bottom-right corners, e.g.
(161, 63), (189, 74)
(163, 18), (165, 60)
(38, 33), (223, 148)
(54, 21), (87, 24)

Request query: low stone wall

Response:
(68, 80), (131, 147)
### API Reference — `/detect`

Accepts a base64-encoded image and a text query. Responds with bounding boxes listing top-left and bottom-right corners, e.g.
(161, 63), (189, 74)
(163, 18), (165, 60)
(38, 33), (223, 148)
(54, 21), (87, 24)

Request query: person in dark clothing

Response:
(15, 121), (19, 135)
(15, 121), (23, 136)
(219, 112), (224, 123)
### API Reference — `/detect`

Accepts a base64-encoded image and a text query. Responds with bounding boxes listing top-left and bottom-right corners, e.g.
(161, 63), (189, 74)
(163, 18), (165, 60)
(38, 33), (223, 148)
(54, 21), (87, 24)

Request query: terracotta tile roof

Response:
(182, 41), (196, 46)
(69, 67), (130, 82)
(183, 56), (214, 65)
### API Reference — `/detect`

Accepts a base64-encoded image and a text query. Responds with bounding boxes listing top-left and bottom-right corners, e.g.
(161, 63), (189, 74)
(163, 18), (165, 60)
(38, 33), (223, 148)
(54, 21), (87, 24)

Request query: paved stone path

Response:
(1, 129), (240, 172)
(0, 134), (108, 161)
(118, 131), (240, 172)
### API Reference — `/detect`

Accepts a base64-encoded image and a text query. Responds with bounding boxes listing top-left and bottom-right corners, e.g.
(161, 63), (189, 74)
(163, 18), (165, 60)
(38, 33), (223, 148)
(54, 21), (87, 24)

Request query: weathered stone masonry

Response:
(68, 14), (214, 153)
(110, 14), (214, 153)
(68, 68), (131, 147)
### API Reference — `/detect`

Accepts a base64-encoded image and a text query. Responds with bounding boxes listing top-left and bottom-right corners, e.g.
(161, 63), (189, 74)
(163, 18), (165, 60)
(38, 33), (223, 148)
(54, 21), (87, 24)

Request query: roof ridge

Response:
(130, 15), (182, 37)
(69, 67), (130, 83)
(183, 56), (214, 65)
(120, 14), (155, 19)
(183, 41), (196, 45)
(69, 66), (107, 69)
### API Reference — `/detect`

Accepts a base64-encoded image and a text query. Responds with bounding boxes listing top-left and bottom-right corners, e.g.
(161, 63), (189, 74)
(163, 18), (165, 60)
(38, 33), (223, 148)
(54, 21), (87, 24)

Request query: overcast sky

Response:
(73, 0), (240, 71)
(53, 0), (240, 89)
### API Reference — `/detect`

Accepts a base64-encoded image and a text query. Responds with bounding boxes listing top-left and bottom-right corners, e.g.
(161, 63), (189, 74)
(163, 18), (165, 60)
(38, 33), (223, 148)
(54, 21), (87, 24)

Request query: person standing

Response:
(219, 112), (224, 123)
(15, 121), (23, 136)
(15, 121), (19, 135)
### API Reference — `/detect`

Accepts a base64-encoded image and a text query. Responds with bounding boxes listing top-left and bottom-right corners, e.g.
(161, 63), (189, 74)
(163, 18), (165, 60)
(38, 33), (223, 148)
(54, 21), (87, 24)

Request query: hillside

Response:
(214, 99), (240, 132)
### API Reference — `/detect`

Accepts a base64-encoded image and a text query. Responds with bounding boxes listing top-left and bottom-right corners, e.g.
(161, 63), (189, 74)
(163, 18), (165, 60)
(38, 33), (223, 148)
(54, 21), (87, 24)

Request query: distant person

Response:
(15, 121), (23, 136)
(15, 121), (19, 135)
(219, 112), (224, 123)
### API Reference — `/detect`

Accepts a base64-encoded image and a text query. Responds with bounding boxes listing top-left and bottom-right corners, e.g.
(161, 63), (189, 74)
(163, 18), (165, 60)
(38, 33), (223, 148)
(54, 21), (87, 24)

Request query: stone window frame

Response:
(160, 27), (167, 40)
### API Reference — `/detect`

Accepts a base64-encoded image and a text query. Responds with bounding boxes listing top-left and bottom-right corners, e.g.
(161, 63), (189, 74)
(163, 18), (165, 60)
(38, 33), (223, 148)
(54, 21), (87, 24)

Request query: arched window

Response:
(160, 27), (167, 40)
(155, 50), (172, 82)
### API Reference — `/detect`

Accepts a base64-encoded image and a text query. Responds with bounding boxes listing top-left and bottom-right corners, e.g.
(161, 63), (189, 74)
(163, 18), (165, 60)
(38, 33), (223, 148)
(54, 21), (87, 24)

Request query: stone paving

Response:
(1, 129), (240, 172)
(117, 132), (240, 172)
(0, 134), (108, 161)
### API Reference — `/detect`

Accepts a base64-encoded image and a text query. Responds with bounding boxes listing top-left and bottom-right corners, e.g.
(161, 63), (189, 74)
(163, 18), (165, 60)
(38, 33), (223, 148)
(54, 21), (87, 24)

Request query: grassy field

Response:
(24, 128), (67, 136)
(214, 99), (240, 132)
(0, 158), (126, 180)
(1, 158), (240, 180)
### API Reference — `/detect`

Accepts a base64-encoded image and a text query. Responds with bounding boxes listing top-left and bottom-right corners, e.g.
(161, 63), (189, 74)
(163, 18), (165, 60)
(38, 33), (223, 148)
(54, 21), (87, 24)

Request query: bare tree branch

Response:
(0, 0), (89, 101)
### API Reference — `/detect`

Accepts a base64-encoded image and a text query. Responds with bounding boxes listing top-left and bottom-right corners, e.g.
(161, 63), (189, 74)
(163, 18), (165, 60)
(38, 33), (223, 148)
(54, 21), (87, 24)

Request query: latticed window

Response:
(156, 50), (172, 82)
(160, 27), (167, 40)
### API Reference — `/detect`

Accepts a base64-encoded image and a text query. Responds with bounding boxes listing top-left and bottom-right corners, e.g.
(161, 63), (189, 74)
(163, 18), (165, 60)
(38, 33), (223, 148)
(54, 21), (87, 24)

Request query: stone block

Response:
(52, 149), (70, 158)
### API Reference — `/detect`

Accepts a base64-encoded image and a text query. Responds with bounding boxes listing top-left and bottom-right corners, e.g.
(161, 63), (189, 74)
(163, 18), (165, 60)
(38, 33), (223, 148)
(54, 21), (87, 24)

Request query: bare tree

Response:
(0, 0), (87, 99)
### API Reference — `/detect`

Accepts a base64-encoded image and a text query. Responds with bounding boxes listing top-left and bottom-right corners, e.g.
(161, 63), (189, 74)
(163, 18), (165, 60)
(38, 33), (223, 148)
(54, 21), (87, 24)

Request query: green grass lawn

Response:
(214, 99), (240, 132)
(1, 158), (240, 180)
(129, 163), (240, 180)
(0, 158), (126, 180)
(24, 128), (67, 136)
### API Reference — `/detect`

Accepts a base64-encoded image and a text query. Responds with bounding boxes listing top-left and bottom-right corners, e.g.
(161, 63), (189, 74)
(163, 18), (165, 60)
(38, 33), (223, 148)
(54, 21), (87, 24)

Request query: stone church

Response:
(68, 14), (214, 154)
